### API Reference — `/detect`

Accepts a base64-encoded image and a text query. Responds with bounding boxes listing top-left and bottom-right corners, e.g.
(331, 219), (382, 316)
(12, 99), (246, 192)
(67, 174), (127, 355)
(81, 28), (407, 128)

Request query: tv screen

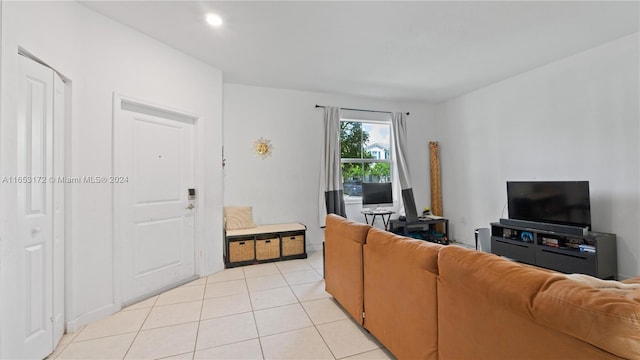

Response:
(507, 181), (591, 229)
(362, 182), (393, 209)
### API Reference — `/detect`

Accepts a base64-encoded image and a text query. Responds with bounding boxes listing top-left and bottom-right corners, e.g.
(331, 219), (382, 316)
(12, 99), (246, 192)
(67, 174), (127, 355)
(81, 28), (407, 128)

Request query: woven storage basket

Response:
(282, 235), (304, 256)
(256, 237), (280, 260)
(229, 239), (255, 262)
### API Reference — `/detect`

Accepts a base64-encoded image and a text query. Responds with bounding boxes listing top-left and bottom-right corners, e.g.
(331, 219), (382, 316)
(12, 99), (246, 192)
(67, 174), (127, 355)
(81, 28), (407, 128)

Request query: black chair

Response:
(402, 188), (419, 223)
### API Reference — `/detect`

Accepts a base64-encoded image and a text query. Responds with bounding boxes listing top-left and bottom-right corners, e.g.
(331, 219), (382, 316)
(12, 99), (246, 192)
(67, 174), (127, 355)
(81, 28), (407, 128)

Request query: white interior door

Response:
(17, 55), (54, 359)
(116, 101), (196, 304)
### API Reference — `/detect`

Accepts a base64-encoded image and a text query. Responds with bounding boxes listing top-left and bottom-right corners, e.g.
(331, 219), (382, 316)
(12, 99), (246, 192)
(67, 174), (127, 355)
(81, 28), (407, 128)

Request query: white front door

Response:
(17, 55), (57, 359)
(116, 100), (196, 304)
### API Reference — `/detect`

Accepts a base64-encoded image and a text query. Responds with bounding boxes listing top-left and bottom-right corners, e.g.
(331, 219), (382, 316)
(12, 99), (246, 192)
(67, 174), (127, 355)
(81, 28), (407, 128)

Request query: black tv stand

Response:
(490, 221), (617, 279)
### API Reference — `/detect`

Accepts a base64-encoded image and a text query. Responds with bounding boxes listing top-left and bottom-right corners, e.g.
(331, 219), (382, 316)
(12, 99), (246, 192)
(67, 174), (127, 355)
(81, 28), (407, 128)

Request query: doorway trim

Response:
(112, 93), (204, 308)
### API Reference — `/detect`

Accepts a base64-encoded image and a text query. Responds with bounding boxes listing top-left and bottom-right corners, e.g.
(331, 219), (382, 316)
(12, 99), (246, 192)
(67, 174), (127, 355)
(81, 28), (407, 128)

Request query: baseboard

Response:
(66, 303), (120, 333)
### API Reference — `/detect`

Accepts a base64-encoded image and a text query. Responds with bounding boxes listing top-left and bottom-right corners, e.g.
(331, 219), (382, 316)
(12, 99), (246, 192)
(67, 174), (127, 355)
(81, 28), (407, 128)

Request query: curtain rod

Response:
(315, 104), (409, 116)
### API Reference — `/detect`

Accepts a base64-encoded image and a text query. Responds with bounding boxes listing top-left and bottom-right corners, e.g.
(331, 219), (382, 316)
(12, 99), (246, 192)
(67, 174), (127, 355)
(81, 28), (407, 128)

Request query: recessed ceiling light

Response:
(206, 13), (223, 27)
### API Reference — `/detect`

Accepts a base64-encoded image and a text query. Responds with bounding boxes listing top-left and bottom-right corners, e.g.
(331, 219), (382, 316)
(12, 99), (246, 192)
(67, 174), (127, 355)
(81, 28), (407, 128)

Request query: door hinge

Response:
(362, 311), (365, 319)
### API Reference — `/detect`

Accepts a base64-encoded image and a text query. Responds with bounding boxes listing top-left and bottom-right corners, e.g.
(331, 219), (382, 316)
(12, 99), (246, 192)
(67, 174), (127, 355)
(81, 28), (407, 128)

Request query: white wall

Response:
(223, 84), (435, 249)
(435, 33), (639, 279)
(0, 2), (224, 356)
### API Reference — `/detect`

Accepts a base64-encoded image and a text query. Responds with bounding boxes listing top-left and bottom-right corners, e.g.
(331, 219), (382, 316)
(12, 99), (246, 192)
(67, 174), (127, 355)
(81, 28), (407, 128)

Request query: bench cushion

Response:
(226, 223), (306, 237)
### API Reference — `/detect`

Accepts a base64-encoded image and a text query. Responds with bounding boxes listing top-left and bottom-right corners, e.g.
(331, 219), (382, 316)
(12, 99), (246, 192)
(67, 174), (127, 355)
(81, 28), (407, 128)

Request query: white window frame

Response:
(340, 118), (394, 204)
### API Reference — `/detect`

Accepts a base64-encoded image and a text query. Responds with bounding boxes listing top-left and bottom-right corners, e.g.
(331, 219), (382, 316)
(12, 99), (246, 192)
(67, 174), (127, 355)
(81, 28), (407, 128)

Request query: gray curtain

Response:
(392, 112), (418, 222)
(319, 106), (346, 226)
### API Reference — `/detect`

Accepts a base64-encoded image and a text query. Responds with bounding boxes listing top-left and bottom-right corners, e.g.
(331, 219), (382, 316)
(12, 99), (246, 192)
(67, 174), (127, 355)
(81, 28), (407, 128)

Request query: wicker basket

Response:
(229, 239), (255, 262)
(282, 235), (304, 256)
(256, 237), (280, 260)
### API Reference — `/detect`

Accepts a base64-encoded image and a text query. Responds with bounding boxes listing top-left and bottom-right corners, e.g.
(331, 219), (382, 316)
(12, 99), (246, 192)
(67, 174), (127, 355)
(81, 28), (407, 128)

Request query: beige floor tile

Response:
(317, 319), (380, 359)
(249, 286), (298, 310)
(282, 269), (323, 286)
(301, 298), (348, 325)
(74, 308), (150, 341)
(57, 332), (136, 359)
(307, 249), (322, 259)
(307, 260), (324, 270)
(260, 327), (334, 360)
(290, 280), (331, 302)
(243, 263), (280, 278)
(196, 312), (258, 350)
(207, 267), (245, 283)
(47, 342), (68, 359)
(126, 322), (199, 360)
(311, 266), (324, 277)
(122, 296), (158, 312)
(254, 303), (313, 336)
(181, 277), (207, 287)
(158, 352), (195, 359)
(342, 348), (396, 360)
(194, 338), (263, 359)
(57, 329), (82, 346)
(305, 253), (324, 269)
(275, 259), (313, 273)
(246, 273), (288, 292)
(155, 285), (205, 306)
(142, 300), (203, 330)
(205, 279), (247, 299)
(201, 293), (252, 320)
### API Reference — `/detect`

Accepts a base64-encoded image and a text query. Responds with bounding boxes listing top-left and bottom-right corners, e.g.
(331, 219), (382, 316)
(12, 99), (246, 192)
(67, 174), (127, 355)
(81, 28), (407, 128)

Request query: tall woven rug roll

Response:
(429, 141), (444, 234)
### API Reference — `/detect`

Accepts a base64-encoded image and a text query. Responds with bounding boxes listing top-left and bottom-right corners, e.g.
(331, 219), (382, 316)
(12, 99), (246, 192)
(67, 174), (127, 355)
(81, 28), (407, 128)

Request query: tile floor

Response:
(49, 251), (395, 360)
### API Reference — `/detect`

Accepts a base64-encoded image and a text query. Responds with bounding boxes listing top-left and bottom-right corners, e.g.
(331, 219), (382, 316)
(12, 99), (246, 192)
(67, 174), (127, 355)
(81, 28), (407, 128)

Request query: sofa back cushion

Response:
(363, 228), (442, 360)
(533, 276), (640, 359)
(324, 214), (371, 325)
(438, 246), (624, 359)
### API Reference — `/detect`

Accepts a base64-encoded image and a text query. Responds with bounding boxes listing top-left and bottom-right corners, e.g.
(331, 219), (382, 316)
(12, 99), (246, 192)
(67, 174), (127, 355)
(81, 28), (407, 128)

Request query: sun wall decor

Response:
(254, 137), (273, 159)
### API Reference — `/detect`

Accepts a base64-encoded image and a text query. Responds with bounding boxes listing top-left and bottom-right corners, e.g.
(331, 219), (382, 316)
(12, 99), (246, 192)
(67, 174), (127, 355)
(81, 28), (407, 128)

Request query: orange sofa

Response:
(324, 213), (371, 324)
(324, 214), (640, 360)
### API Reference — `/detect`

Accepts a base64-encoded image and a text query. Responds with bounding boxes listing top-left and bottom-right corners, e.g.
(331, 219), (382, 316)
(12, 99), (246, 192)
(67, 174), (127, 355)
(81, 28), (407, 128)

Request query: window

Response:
(340, 120), (392, 199)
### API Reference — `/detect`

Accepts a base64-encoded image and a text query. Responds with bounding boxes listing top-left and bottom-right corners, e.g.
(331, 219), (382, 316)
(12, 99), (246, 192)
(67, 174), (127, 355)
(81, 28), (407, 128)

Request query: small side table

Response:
(361, 210), (395, 231)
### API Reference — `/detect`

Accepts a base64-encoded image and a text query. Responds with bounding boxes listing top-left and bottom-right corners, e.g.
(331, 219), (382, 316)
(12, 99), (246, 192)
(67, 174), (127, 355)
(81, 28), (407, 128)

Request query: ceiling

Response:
(81, 1), (639, 103)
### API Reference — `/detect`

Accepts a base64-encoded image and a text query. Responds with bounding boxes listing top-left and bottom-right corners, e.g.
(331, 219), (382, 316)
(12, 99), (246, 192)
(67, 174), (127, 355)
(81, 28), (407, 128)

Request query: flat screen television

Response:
(507, 181), (591, 230)
(362, 182), (393, 209)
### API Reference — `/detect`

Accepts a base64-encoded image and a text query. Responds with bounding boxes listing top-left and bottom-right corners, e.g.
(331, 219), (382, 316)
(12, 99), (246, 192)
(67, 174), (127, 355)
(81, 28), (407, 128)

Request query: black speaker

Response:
(499, 218), (588, 236)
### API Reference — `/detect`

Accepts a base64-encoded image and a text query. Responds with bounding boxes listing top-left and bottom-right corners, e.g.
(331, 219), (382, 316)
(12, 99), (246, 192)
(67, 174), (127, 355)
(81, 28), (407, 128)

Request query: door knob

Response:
(186, 204), (194, 210)
(31, 227), (41, 236)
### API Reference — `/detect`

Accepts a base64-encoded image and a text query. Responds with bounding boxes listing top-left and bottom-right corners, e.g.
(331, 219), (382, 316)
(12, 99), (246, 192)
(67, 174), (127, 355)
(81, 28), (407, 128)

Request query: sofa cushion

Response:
(438, 246), (623, 359)
(439, 245), (560, 321)
(533, 276), (640, 359)
(324, 214), (371, 325)
(564, 273), (640, 295)
(623, 276), (640, 285)
(363, 228), (442, 360)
